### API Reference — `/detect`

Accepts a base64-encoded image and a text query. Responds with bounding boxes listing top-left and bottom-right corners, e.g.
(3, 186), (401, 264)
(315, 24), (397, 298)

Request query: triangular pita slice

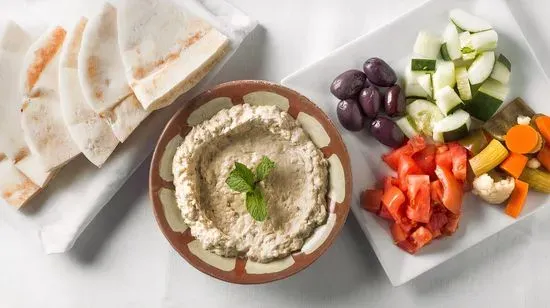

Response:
(20, 26), (81, 171)
(79, 3), (149, 142)
(59, 17), (119, 167)
(0, 21), (52, 187)
(117, 0), (229, 111)
(0, 155), (40, 209)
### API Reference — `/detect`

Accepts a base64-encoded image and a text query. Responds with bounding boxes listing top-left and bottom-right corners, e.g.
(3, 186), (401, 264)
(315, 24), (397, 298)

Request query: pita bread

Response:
(0, 21), (52, 188)
(117, 0), (229, 111)
(20, 26), (81, 172)
(0, 155), (40, 209)
(79, 3), (149, 142)
(59, 17), (119, 167)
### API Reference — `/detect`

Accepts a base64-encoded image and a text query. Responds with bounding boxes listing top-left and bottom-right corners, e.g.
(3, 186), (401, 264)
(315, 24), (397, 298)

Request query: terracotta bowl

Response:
(149, 80), (352, 284)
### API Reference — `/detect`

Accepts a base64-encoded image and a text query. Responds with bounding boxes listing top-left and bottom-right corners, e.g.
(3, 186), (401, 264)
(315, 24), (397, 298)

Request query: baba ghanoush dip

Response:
(172, 104), (329, 262)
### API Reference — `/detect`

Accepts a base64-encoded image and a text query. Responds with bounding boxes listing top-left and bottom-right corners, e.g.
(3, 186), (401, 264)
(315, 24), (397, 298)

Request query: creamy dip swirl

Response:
(173, 104), (328, 262)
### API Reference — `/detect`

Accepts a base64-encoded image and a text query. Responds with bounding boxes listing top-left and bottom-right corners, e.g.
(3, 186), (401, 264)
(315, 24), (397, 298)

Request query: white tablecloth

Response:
(2, 0), (550, 307)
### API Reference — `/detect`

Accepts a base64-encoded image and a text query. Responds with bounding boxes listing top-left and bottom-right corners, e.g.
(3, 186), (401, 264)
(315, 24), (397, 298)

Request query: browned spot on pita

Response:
(13, 148), (29, 163)
(131, 25), (212, 80)
(0, 153), (5, 161)
(66, 18), (88, 68)
(2, 177), (39, 208)
(25, 27), (66, 93)
(21, 99), (30, 112)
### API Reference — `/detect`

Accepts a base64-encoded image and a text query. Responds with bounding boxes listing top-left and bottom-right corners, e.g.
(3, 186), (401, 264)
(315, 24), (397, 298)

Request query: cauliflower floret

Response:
(527, 158), (541, 169)
(517, 115), (531, 125)
(472, 173), (515, 204)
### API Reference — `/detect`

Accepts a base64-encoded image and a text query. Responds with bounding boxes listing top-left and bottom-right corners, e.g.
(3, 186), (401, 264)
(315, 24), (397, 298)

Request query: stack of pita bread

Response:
(0, 0), (229, 209)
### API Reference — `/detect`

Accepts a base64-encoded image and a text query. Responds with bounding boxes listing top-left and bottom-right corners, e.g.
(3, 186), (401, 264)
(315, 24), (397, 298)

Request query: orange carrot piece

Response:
(535, 115), (550, 144)
(505, 179), (529, 218)
(537, 146), (550, 171)
(500, 152), (528, 178)
(505, 125), (542, 154)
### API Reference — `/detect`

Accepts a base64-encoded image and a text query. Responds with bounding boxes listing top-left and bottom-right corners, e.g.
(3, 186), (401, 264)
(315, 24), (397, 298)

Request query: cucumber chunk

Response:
(459, 31), (475, 53)
(411, 59), (436, 72)
(405, 65), (430, 98)
(490, 54), (511, 84)
(450, 9), (492, 33)
(455, 66), (472, 101)
(417, 74), (433, 98)
(396, 116), (420, 138)
(433, 61), (456, 92)
(442, 23), (462, 60)
(470, 30), (498, 52)
(413, 31), (441, 59)
(466, 78), (509, 121)
(433, 109), (472, 142)
(406, 99), (444, 135)
(435, 85), (464, 115)
(468, 51), (495, 85)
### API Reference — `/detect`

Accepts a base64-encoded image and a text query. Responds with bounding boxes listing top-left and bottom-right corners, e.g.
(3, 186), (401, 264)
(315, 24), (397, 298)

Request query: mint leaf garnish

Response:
(246, 187), (267, 221)
(255, 156), (276, 182)
(225, 157), (276, 221)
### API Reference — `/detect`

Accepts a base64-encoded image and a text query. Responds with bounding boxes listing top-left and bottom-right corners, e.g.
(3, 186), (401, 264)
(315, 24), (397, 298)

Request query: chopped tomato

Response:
(435, 165), (463, 215)
(390, 222), (408, 243)
(449, 143), (468, 181)
(361, 189), (383, 213)
(430, 180), (444, 205)
(397, 239), (417, 254)
(413, 144), (436, 176)
(378, 204), (394, 221)
(383, 176), (399, 193)
(381, 186), (406, 221)
(406, 175), (431, 223)
(427, 212), (448, 237)
(398, 156), (423, 191)
(396, 215), (417, 233)
(382, 136), (426, 170)
(410, 226), (433, 250)
(443, 212), (460, 235)
(435, 146), (453, 171)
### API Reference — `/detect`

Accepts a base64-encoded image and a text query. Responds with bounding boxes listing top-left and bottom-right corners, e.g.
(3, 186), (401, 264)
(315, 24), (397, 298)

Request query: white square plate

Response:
(282, 0), (550, 286)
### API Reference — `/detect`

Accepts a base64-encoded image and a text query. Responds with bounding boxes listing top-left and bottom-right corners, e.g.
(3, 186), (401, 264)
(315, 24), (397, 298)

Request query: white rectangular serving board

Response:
(282, 0), (550, 286)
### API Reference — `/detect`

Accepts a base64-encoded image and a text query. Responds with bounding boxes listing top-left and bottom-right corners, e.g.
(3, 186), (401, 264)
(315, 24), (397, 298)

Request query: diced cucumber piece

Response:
(455, 67), (472, 101)
(466, 78), (509, 121)
(490, 54), (511, 84)
(440, 43), (452, 61)
(470, 30), (498, 52)
(433, 61), (456, 92)
(450, 9), (492, 33)
(406, 99), (444, 135)
(417, 74), (433, 98)
(405, 65), (429, 98)
(413, 31), (441, 59)
(435, 85), (464, 115)
(462, 51), (477, 61)
(411, 59), (436, 72)
(459, 31), (474, 53)
(442, 23), (462, 60)
(453, 57), (475, 68)
(396, 116), (420, 138)
(468, 51), (495, 85)
(433, 110), (472, 142)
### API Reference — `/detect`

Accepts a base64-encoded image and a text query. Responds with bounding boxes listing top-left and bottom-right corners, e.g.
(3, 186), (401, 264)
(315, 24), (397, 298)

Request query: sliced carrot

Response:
(500, 152), (528, 178)
(537, 146), (550, 171)
(504, 179), (529, 218)
(535, 115), (550, 144)
(505, 125), (542, 154)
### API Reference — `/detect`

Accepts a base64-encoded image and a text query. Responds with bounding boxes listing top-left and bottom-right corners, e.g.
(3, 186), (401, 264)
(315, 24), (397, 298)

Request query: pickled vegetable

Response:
(458, 129), (490, 155)
(483, 97), (535, 141)
(469, 139), (509, 176)
(330, 70), (366, 100)
(505, 124), (542, 154)
(519, 168), (550, 193)
(505, 179), (529, 218)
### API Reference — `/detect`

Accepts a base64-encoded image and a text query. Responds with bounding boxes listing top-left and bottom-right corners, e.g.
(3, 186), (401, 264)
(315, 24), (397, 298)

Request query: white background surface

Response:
(2, 0), (550, 307)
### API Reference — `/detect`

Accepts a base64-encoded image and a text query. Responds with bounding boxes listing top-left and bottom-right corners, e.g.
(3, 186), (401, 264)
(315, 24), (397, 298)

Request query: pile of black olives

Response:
(330, 57), (405, 148)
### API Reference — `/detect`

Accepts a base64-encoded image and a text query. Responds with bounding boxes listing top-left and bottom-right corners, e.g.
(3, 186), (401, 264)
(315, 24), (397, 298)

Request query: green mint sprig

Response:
(225, 156), (276, 221)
